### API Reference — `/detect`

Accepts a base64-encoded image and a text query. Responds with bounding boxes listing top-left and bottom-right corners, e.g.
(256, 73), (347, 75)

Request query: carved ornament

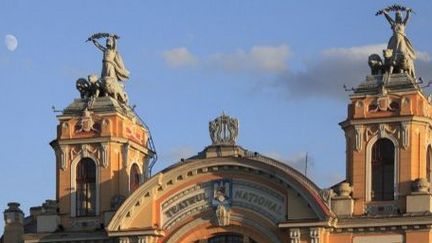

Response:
(209, 113), (239, 145)
(354, 125), (363, 152)
(365, 124), (397, 142)
(75, 108), (99, 133)
(401, 122), (409, 149)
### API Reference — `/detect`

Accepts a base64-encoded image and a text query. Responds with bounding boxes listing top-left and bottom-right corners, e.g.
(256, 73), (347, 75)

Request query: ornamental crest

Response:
(212, 179), (232, 207)
(76, 108), (99, 133)
(212, 179), (232, 226)
(377, 96), (389, 111)
(209, 113), (239, 145)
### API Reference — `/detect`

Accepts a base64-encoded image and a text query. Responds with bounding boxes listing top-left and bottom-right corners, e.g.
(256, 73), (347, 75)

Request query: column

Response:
(309, 228), (321, 243)
(289, 228), (301, 243)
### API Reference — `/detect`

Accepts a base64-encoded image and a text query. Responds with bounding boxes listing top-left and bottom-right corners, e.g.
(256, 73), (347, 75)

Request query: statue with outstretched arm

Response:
(374, 5), (417, 78)
(88, 33), (129, 82)
(84, 33), (130, 104)
(382, 8), (416, 61)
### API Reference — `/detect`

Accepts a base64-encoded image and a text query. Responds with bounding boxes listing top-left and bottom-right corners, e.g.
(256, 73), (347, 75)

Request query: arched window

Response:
(208, 234), (244, 243)
(76, 158), (96, 216)
(371, 138), (395, 201)
(130, 163), (141, 193)
(427, 146), (432, 186)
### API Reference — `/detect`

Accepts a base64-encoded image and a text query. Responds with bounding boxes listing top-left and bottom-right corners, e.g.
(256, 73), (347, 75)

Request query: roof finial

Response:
(209, 113), (239, 145)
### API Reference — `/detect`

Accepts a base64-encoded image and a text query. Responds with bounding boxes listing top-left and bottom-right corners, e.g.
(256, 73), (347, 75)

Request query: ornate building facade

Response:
(3, 6), (432, 243)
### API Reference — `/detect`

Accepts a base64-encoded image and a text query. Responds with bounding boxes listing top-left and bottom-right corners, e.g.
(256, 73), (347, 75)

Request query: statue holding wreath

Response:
(370, 5), (416, 78)
(87, 33), (130, 82)
(76, 33), (129, 104)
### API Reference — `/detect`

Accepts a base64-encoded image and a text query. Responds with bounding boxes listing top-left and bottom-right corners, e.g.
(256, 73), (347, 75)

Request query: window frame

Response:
(129, 163), (142, 193)
(71, 155), (100, 217)
(427, 145), (432, 188)
(370, 138), (395, 201)
(365, 135), (399, 202)
(76, 158), (97, 216)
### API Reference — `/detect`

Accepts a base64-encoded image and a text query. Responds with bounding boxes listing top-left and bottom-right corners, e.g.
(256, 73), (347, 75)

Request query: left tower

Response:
(51, 97), (154, 229)
(49, 33), (155, 231)
(2, 34), (156, 242)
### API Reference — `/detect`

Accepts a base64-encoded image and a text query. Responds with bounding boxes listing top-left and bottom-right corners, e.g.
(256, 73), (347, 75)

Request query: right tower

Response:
(340, 5), (432, 216)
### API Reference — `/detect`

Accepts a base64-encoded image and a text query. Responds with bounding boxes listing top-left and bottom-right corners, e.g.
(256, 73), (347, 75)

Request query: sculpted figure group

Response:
(368, 5), (416, 79)
(76, 33), (129, 104)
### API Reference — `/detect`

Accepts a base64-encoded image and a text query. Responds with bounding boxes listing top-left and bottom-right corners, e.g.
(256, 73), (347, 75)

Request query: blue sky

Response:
(1, 0), (432, 229)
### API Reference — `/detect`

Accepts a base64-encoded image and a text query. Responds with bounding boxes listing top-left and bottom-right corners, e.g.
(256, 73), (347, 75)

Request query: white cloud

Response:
(322, 44), (386, 60)
(275, 44), (432, 100)
(417, 51), (431, 62)
(162, 47), (198, 68)
(161, 44), (432, 100)
(162, 45), (291, 74)
(322, 43), (431, 62)
(209, 45), (291, 73)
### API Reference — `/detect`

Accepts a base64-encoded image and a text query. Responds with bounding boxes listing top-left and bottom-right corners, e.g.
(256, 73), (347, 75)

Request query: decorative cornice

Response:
(340, 115), (432, 129)
(57, 137), (154, 156)
(335, 215), (432, 229)
(107, 229), (165, 237)
(278, 220), (333, 228)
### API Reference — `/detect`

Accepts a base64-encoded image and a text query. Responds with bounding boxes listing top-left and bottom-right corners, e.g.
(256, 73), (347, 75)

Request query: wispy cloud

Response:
(161, 44), (432, 100)
(276, 44), (432, 100)
(417, 51), (432, 62)
(208, 45), (291, 73)
(322, 44), (431, 62)
(162, 47), (198, 68)
(162, 44), (291, 74)
(321, 44), (386, 60)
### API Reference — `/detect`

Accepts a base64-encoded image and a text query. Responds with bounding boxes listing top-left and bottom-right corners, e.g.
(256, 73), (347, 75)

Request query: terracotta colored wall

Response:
(406, 230), (432, 243)
(343, 91), (432, 215)
(329, 233), (353, 243)
(55, 111), (151, 229)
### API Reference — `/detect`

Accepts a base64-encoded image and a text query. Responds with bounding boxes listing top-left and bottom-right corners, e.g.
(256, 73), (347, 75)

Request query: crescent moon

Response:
(5, 34), (18, 51)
